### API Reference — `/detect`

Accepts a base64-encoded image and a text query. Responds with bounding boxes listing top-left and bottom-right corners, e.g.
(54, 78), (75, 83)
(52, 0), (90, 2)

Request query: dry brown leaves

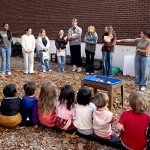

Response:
(0, 57), (149, 150)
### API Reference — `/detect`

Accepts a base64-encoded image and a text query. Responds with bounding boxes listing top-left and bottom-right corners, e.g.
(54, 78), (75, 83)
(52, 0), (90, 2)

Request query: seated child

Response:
(117, 92), (150, 150)
(21, 82), (38, 126)
(74, 87), (96, 135)
(93, 92), (116, 140)
(38, 81), (57, 127)
(55, 85), (76, 130)
(0, 84), (22, 128)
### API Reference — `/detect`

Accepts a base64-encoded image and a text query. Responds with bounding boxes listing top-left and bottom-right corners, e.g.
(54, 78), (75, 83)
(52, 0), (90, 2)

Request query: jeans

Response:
(57, 56), (66, 71)
(1, 47), (11, 73)
(135, 54), (150, 86)
(85, 50), (95, 73)
(102, 51), (113, 76)
(22, 50), (34, 73)
(39, 50), (51, 71)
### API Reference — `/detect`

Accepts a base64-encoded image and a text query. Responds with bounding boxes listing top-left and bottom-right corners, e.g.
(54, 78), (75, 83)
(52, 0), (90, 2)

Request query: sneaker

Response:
(43, 70), (46, 73)
(72, 65), (77, 72)
(77, 67), (81, 72)
(48, 69), (52, 72)
(62, 69), (65, 72)
(140, 86), (146, 91)
(86, 72), (89, 75)
(7, 72), (12, 76)
(2, 72), (5, 75)
(90, 72), (94, 75)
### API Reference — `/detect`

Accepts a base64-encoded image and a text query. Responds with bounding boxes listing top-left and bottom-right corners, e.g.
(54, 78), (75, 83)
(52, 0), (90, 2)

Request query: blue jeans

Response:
(1, 47), (11, 73)
(57, 49), (66, 71)
(102, 51), (113, 76)
(135, 54), (150, 86)
(39, 50), (51, 71)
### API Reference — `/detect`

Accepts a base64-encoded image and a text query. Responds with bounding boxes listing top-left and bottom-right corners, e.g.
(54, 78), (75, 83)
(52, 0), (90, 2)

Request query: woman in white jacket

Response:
(21, 28), (35, 74)
(36, 29), (51, 72)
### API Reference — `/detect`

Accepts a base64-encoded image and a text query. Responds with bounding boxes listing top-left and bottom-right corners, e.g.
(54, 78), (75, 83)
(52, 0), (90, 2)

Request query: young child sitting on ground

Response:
(21, 82), (38, 127)
(117, 92), (150, 150)
(92, 92), (116, 140)
(38, 81), (57, 127)
(0, 84), (22, 128)
(55, 85), (76, 130)
(74, 87), (96, 135)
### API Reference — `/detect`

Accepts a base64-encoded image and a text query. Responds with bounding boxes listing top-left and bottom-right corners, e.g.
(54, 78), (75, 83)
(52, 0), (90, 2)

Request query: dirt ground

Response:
(0, 57), (149, 150)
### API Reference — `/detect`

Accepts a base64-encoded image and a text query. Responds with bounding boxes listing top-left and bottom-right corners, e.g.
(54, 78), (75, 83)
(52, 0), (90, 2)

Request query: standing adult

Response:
(55, 30), (68, 71)
(101, 25), (116, 76)
(68, 18), (82, 72)
(0, 23), (12, 76)
(21, 28), (35, 74)
(36, 29), (51, 72)
(84, 25), (98, 75)
(117, 30), (150, 91)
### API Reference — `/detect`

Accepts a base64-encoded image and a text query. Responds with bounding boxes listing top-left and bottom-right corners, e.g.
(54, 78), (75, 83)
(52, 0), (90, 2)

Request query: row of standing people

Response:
(0, 19), (114, 75)
(0, 81), (149, 150)
(0, 19), (150, 91)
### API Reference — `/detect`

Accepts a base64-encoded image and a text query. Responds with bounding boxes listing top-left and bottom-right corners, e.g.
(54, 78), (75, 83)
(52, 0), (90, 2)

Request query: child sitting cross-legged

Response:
(55, 85), (76, 130)
(0, 84), (22, 128)
(21, 82), (38, 127)
(74, 87), (96, 135)
(92, 92), (116, 140)
(117, 92), (150, 150)
(38, 81), (57, 127)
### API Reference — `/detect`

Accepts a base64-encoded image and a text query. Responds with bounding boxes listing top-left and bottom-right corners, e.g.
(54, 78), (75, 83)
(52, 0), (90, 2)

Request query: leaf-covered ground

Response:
(0, 57), (149, 150)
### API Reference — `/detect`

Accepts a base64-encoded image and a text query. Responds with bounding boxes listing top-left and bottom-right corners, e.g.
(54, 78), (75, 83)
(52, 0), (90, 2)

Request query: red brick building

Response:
(0, 0), (150, 41)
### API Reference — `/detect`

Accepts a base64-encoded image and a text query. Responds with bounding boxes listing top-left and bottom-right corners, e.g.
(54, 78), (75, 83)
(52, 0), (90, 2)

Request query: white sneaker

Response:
(48, 69), (52, 72)
(86, 72), (89, 75)
(62, 69), (65, 72)
(2, 72), (5, 75)
(43, 70), (46, 73)
(77, 67), (81, 72)
(140, 86), (146, 91)
(7, 72), (12, 75)
(72, 65), (77, 72)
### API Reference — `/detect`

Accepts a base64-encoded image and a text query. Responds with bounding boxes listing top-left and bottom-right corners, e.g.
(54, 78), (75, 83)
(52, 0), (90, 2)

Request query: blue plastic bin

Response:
(82, 75), (123, 85)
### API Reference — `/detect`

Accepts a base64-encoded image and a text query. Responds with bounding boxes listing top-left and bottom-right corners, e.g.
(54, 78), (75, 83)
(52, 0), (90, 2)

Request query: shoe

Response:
(140, 86), (146, 91)
(48, 69), (52, 72)
(72, 65), (77, 72)
(2, 72), (5, 75)
(90, 72), (94, 75)
(86, 72), (89, 75)
(77, 67), (81, 72)
(62, 69), (65, 72)
(7, 72), (11, 76)
(43, 70), (46, 73)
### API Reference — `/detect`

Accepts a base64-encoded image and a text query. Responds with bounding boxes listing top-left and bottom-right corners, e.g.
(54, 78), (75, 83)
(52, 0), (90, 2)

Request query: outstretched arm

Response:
(116, 39), (136, 43)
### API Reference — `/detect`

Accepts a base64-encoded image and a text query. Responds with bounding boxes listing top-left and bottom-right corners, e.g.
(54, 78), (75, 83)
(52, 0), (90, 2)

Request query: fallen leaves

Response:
(0, 57), (149, 150)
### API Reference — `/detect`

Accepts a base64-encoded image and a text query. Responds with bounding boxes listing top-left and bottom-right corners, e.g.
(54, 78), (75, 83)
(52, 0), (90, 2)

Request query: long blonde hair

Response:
(38, 81), (57, 114)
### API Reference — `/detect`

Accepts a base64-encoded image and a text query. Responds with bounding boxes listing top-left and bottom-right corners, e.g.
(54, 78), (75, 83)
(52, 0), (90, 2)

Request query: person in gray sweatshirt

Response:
(68, 18), (82, 72)
(0, 23), (12, 75)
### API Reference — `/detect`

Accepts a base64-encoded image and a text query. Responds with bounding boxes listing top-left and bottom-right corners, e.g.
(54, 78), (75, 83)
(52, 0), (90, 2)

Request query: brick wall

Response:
(0, 0), (150, 42)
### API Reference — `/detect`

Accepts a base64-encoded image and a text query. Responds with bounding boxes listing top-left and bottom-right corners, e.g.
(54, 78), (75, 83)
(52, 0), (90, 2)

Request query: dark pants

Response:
(70, 45), (82, 67)
(85, 50), (95, 73)
(76, 131), (127, 150)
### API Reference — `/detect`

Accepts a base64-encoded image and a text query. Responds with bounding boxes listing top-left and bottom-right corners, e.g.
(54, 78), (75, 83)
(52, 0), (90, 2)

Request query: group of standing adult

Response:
(0, 19), (150, 91)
